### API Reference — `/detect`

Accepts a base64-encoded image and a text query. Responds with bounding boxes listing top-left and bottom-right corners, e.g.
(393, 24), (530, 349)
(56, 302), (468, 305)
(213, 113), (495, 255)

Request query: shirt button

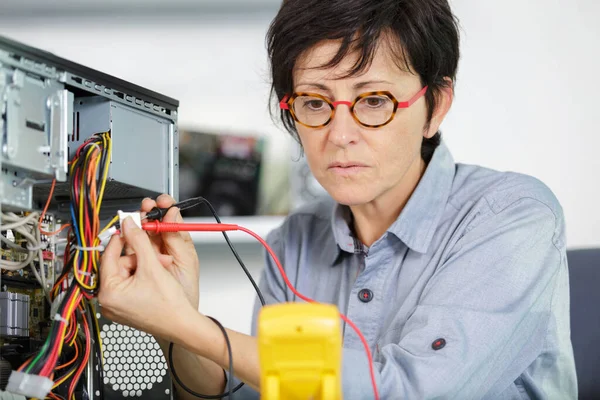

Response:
(358, 289), (373, 303)
(432, 338), (446, 350)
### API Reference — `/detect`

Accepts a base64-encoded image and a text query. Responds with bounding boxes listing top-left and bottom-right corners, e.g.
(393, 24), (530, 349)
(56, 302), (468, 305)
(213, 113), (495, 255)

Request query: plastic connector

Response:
(98, 225), (119, 245)
(6, 371), (54, 399)
(117, 210), (142, 233)
(144, 206), (172, 221)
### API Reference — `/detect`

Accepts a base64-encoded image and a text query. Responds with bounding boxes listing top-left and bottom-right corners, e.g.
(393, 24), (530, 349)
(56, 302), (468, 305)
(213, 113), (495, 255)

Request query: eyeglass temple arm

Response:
(398, 86), (428, 108)
(279, 95), (290, 110)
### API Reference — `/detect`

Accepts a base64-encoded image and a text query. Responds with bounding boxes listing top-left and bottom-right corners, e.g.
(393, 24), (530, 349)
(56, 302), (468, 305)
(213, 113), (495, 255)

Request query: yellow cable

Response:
(97, 133), (111, 209)
(55, 289), (81, 360)
(98, 215), (118, 238)
(73, 140), (102, 290)
(52, 366), (76, 389)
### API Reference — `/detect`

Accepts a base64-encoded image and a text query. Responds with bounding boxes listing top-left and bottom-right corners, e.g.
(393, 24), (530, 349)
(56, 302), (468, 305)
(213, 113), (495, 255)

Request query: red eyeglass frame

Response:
(279, 86), (428, 128)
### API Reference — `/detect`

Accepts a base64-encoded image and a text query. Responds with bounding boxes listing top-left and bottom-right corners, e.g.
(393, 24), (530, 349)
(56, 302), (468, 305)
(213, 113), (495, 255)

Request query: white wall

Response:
(446, 0), (600, 250)
(1, 0), (599, 333)
(1, 1), (597, 248)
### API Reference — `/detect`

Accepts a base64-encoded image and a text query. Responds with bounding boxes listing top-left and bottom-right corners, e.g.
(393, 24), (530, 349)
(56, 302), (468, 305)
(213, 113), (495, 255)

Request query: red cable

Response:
(142, 221), (380, 400)
(68, 305), (91, 398)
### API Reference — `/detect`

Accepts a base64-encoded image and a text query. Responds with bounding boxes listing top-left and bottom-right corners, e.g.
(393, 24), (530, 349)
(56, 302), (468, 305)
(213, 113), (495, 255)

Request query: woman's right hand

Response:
(136, 194), (200, 309)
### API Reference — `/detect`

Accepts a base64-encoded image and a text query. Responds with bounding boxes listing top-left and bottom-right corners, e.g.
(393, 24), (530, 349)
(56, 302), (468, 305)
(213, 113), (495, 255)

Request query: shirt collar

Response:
(329, 140), (455, 264)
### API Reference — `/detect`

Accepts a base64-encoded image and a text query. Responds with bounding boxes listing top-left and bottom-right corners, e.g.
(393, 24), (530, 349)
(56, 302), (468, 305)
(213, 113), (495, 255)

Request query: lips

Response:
(327, 161), (368, 169)
(327, 161), (369, 176)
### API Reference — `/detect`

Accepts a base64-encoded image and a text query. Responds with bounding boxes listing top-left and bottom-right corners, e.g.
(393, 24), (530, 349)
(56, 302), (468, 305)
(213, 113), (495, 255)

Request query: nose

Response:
(327, 102), (360, 148)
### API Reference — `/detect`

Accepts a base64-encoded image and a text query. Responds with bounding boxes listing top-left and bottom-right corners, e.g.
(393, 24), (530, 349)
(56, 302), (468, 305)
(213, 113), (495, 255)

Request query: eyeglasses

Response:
(279, 86), (428, 129)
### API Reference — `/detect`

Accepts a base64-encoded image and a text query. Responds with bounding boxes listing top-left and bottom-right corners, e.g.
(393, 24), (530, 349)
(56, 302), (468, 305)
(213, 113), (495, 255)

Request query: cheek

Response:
(297, 127), (326, 165)
(370, 121), (422, 163)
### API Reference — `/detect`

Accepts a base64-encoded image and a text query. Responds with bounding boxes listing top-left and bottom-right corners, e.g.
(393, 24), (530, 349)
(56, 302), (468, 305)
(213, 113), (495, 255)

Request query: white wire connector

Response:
(53, 313), (68, 325)
(98, 226), (119, 245)
(6, 371), (54, 399)
(118, 210), (142, 235)
(74, 244), (105, 252)
(74, 270), (96, 287)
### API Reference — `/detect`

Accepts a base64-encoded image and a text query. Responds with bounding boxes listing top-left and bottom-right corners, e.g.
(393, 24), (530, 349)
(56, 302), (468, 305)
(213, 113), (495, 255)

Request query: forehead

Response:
(293, 39), (414, 86)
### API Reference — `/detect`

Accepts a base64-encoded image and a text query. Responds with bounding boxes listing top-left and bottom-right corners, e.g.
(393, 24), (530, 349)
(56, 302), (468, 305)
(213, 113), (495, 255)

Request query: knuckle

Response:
(157, 193), (175, 206)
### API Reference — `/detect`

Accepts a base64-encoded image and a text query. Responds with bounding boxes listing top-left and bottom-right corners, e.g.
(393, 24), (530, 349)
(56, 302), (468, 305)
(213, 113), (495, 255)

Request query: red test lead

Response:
(140, 220), (380, 400)
(142, 221), (239, 233)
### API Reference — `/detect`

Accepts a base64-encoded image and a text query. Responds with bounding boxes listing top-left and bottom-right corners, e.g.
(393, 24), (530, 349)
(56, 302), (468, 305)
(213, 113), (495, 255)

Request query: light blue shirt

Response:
(229, 141), (577, 399)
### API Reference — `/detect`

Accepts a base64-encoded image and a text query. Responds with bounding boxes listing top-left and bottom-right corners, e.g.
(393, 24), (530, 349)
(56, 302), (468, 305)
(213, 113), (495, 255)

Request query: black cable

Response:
(146, 196), (266, 306)
(168, 317), (242, 399)
(165, 196), (267, 399)
(195, 197), (266, 307)
(88, 301), (105, 399)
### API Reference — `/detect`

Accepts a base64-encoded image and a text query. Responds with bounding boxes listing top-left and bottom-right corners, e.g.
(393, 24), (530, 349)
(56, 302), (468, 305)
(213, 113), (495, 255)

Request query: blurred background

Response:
(0, 0), (598, 334)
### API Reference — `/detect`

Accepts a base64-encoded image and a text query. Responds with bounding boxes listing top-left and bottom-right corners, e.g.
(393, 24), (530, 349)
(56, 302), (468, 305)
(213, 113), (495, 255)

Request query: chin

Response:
(326, 185), (376, 206)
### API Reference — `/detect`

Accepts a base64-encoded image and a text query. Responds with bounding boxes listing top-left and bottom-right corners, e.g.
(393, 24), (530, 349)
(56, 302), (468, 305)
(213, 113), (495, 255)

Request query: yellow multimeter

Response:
(258, 302), (342, 400)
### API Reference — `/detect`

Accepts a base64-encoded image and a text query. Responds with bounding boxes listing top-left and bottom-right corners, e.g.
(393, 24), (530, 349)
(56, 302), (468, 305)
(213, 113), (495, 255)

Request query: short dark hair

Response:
(267, 0), (460, 162)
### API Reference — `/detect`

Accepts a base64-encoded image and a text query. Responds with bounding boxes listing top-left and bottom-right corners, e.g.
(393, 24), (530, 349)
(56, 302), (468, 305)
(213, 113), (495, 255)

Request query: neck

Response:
(350, 155), (426, 247)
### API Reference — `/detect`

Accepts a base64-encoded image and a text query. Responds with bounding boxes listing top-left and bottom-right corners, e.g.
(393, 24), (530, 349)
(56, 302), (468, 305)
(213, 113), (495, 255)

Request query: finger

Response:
(119, 252), (172, 272)
(161, 206), (194, 249)
(140, 197), (168, 250)
(155, 194), (177, 208)
(163, 206), (191, 238)
(124, 243), (135, 256)
(158, 253), (174, 268)
(121, 217), (158, 269)
(118, 254), (139, 274)
(100, 234), (128, 282)
(140, 197), (157, 215)
(124, 230), (162, 256)
(129, 199), (164, 255)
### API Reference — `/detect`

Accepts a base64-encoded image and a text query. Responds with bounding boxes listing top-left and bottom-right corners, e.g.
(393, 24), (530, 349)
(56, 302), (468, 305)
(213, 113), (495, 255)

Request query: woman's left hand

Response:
(98, 217), (198, 343)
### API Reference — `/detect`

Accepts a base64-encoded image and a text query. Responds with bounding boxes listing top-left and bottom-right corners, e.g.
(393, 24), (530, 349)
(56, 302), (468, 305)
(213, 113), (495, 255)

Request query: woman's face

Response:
(292, 40), (449, 207)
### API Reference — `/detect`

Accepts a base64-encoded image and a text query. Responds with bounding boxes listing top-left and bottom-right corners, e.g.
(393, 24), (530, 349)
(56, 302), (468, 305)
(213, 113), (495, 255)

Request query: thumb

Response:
(121, 216), (157, 269)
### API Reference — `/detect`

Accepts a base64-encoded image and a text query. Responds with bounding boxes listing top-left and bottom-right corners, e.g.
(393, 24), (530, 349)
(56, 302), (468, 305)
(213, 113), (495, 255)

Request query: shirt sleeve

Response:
(343, 197), (569, 399)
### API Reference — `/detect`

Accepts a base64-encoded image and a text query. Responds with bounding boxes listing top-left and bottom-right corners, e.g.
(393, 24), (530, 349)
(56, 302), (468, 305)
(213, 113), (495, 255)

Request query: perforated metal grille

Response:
(100, 323), (168, 398)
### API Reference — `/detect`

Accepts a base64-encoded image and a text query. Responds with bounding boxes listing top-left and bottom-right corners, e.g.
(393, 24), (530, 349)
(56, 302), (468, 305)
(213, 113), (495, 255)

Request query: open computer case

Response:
(0, 34), (178, 400)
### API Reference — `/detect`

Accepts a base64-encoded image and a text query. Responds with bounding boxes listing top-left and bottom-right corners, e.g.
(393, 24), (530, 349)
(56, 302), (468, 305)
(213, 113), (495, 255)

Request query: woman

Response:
(99, 0), (578, 398)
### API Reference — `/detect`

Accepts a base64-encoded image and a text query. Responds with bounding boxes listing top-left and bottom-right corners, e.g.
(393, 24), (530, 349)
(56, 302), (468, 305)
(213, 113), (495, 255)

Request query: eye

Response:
(360, 96), (388, 108)
(303, 99), (327, 111)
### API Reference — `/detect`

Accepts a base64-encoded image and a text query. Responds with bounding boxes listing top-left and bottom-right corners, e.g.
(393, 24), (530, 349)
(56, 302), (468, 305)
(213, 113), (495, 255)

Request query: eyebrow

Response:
(295, 80), (394, 92)
(353, 80), (394, 89)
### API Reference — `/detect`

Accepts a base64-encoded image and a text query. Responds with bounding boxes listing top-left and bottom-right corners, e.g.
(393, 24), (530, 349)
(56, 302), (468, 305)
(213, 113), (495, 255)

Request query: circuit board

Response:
(0, 214), (60, 293)
(1, 214), (60, 347)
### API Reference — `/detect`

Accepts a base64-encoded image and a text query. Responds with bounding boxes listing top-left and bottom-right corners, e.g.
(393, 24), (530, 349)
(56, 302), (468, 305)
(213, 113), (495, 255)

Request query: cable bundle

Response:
(1, 212), (52, 301)
(13, 132), (115, 400)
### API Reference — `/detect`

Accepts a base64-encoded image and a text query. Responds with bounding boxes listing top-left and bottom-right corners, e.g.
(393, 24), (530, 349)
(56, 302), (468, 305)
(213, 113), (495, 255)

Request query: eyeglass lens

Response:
(291, 94), (395, 127)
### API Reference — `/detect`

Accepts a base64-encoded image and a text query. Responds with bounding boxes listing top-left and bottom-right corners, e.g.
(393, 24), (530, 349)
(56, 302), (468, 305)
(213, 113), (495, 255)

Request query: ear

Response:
(424, 78), (454, 139)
